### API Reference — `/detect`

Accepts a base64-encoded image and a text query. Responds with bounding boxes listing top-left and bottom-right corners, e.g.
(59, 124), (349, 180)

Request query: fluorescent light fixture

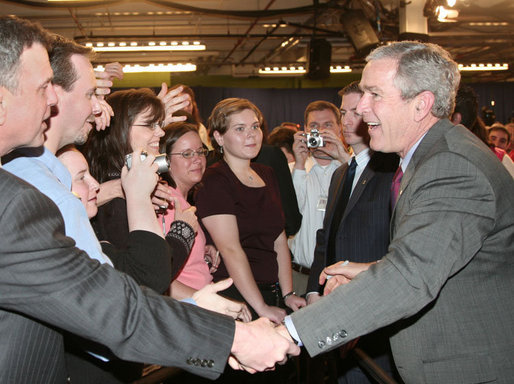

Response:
(95, 63), (196, 73)
(330, 65), (352, 73)
(259, 65), (352, 75)
(86, 41), (205, 52)
(259, 66), (306, 75)
(458, 63), (509, 71)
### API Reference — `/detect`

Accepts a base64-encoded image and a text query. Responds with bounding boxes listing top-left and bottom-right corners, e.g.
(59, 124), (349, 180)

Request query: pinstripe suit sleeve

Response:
(0, 171), (234, 379)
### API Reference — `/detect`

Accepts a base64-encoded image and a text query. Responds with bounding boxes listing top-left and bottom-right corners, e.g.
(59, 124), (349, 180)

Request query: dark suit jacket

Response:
(307, 151), (398, 293)
(307, 151), (398, 374)
(0, 169), (234, 383)
(291, 120), (514, 384)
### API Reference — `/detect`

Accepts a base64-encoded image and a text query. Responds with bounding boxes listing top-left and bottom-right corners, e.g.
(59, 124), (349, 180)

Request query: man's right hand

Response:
(292, 131), (309, 170)
(229, 318), (300, 373)
(306, 292), (321, 305)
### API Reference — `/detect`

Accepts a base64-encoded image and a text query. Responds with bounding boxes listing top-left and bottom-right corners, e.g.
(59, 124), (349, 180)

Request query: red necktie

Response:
(390, 167), (403, 209)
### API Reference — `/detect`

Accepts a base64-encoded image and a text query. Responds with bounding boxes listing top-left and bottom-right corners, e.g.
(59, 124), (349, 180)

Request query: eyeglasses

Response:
(132, 122), (163, 131)
(169, 148), (209, 159)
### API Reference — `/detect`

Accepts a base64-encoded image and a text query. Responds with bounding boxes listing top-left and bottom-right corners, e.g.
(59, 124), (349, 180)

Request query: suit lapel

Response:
(391, 119), (452, 235)
(343, 164), (375, 220)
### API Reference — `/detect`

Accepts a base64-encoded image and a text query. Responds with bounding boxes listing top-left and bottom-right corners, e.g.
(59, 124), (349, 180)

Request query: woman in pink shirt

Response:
(159, 122), (218, 298)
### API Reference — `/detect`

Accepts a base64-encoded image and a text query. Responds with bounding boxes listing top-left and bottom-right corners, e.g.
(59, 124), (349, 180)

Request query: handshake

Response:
(188, 278), (301, 373)
(229, 318), (300, 373)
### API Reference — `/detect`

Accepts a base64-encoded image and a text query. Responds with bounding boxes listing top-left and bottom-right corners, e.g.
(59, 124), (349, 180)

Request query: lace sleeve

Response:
(165, 220), (195, 254)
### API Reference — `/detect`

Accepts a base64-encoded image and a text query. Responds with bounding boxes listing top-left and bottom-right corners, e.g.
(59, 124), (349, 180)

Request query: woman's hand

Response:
(157, 83), (189, 125)
(172, 198), (198, 233)
(204, 245), (220, 273)
(151, 180), (173, 210)
(257, 304), (286, 325)
(193, 279), (251, 322)
(121, 150), (159, 199)
(284, 294), (306, 311)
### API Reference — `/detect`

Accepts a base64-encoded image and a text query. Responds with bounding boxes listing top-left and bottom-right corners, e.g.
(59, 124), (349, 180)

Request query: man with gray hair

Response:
(281, 41), (514, 383)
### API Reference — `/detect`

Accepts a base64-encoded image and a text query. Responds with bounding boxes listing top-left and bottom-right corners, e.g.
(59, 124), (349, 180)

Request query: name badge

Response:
(317, 195), (328, 211)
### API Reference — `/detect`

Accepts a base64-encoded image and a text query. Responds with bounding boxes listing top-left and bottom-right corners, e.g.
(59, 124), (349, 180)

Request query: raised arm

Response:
(121, 150), (162, 237)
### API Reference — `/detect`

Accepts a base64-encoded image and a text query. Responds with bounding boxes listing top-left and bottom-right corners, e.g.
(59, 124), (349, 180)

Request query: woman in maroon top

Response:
(196, 98), (305, 324)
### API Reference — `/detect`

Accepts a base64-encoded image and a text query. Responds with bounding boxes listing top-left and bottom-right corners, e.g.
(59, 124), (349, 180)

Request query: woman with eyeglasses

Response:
(85, 89), (251, 320)
(85, 88), (199, 276)
(158, 122), (226, 299)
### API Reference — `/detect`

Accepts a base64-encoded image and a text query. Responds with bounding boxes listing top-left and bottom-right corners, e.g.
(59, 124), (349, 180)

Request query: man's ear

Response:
(413, 91), (435, 122)
(451, 112), (462, 125)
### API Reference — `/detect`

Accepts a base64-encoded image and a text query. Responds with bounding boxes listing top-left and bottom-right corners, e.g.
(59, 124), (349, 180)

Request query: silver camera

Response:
(306, 129), (325, 148)
(125, 151), (170, 175)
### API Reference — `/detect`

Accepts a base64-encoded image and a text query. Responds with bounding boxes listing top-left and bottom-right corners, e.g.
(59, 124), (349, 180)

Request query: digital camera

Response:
(306, 129), (325, 148)
(125, 151), (170, 174)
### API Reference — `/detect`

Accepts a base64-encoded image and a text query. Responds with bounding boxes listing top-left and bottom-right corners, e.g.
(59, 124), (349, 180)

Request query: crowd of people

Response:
(0, 14), (512, 384)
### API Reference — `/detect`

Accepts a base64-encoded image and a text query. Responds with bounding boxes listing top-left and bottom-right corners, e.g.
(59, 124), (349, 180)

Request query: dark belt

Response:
(257, 282), (280, 292)
(292, 262), (311, 275)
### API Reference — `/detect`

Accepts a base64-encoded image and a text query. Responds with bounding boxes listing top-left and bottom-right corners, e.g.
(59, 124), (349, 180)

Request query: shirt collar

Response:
(351, 147), (371, 167)
(400, 133), (427, 173)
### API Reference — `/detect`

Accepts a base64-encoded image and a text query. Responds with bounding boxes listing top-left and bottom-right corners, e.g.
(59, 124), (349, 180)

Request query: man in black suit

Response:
(306, 82), (398, 383)
(0, 16), (298, 383)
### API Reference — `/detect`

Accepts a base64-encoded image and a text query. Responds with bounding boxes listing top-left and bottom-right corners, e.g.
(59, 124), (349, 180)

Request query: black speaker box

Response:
(341, 10), (379, 57)
(307, 38), (331, 80)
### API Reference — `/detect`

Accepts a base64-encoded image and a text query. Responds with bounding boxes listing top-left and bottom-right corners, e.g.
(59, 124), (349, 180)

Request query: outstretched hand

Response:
(320, 260), (375, 295)
(192, 278), (252, 322)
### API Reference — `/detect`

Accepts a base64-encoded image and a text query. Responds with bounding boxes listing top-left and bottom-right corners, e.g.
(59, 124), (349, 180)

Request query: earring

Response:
(219, 145), (224, 154)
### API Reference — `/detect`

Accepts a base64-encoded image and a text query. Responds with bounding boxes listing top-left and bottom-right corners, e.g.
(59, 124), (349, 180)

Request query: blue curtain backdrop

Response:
(190, 82), (514, 131)
(192, 86), (341, 135)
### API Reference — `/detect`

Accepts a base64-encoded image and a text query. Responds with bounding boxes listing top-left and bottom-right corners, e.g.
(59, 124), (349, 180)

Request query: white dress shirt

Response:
(350, 148), (371, 194)
(289, 156), (341, 268)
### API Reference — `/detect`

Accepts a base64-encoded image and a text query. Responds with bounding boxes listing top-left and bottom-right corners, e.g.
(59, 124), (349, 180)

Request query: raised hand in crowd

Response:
(157, 83), (190, 125)
(93, 62), (123, 130)
(315, 128), (352, 163)
(121, 149), (163, 236)
(292, 130), (310, 170)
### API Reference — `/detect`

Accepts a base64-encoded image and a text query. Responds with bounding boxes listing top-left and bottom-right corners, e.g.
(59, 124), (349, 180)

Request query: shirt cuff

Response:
(181, 297), (197, 306)
(284, 315), (303, 347)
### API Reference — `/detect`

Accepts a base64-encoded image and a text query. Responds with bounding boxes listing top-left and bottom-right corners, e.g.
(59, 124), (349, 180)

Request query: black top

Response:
(93, 197), (192, 287)
(196, 160), (285, 284)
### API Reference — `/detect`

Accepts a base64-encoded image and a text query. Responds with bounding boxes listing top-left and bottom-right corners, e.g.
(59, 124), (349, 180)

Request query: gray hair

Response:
(366, 41), (460, 118)
(0, 16), (50, 93)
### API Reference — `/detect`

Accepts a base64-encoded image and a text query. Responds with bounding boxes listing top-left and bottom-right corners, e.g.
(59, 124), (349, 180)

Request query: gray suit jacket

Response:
(0, 169), (234, 383)
(291, 119), (514, 384)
